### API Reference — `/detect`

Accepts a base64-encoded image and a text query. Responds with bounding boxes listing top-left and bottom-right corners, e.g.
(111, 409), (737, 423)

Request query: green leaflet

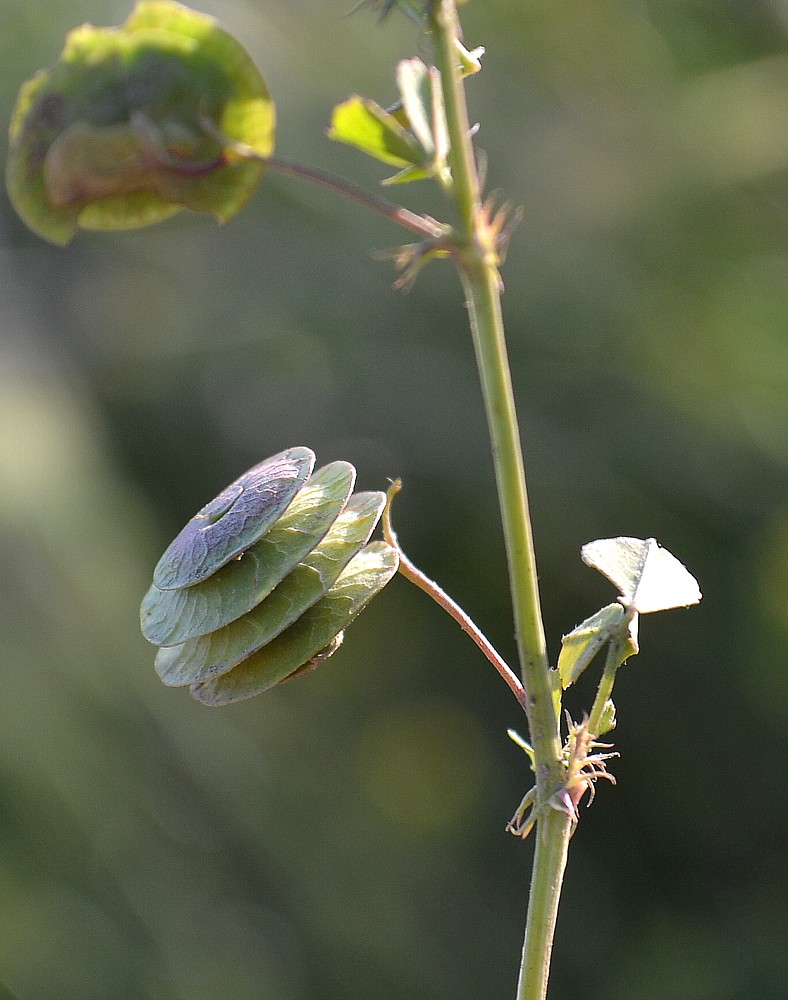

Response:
(6, 0), (275, 244)
(327, 39), (482, 189)
(394, 58), (450, 187)
(328, 56), (450, 188)
(596, 699), (617, 736)
(557, 603), (637, 690)
(558, 536), (701, 690)
(328, 96), (426, 171)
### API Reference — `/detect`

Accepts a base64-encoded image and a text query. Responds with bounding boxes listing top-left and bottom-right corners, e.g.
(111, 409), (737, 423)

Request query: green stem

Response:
(587, 636), (625, 736)
(428, 3), (572, 998)
(516, 810), (572, 1000)
(429, 0), (560, 769)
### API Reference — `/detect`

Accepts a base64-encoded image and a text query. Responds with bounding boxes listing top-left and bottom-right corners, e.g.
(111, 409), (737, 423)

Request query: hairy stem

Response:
(428, 3), (572, 998)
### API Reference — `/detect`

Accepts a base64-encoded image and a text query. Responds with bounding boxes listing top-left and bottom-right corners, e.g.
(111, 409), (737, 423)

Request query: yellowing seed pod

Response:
(7, 0), (275, 244)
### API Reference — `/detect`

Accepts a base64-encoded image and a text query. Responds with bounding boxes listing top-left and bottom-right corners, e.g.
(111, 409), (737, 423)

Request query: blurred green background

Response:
(1, 1), (786, 998)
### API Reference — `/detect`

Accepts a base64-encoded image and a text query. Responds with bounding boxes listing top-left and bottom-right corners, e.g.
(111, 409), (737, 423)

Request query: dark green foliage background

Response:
(1, 2), (786, 998)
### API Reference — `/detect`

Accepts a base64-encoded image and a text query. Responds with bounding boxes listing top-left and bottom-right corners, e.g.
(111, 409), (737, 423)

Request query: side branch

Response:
(384, 481), (527, 709)
(262, 155), (449, 239)
(196, 117), (449, 239)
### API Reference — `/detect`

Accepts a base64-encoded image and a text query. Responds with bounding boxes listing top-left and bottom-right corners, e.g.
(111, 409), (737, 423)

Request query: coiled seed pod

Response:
(141, 447), (399, 705)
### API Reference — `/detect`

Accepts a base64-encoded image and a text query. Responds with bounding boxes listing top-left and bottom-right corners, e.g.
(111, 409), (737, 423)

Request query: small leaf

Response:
(455, 40), (485, 78)
(153, 447), (314, 590)
(328, 95), (425, 170)
(7, 0), (275, 244)
(191, 541), (399, 705)
(597, 699), (616, 736)
(507, 729), (535, 766)
(329, 59), (451, 188)
(155, 491), (386, 686)
(396, 59), (434, 156)
(581, 537), (702, 614)
(381, 164), (435, 186)
(141, 460), (354, 644)
(394, 59), (450, 188)
(558, 603), (634, 689)
(549, 666), (563, 721)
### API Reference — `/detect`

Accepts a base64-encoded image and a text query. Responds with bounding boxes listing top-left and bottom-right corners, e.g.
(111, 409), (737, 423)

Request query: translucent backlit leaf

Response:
(329, 60), (450, 188)
(581, 537), (702, 614)
(396, 59), (434, 156)
(328, 95), (424, 169)
(394, 58), (450, 187)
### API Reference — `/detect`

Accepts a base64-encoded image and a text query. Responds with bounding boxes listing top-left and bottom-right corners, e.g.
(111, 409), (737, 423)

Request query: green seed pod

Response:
(7, 0), (275, 244)
(142, 448), (399, 705)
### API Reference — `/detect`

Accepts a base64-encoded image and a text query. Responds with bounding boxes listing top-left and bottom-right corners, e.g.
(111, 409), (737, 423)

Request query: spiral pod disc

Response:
(155, 490), (387, 686)
(191, 542), (399, 706)
(141, 459), (353, 643)
(152, 446), (315, 590)
(141, 447), (399, 704)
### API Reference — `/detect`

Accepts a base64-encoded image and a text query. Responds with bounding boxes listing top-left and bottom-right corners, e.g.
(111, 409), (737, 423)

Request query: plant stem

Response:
(587, 636), (624, 736)
(516, 809), (572, 1000)
(263, 154), (447, 239)
(185, 119), (448, 239)
(428, 0), (563, 793)
(428, 3), (573, 998)
(383, 481), (527, 709)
